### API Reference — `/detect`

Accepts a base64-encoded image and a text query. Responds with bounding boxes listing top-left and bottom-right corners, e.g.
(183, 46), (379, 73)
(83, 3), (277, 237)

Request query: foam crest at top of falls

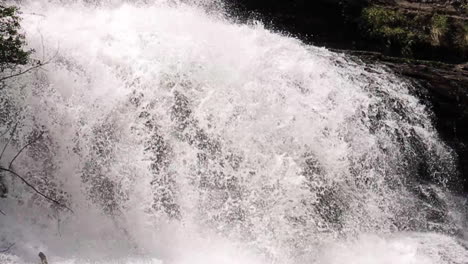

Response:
(0, 1), (464, 263)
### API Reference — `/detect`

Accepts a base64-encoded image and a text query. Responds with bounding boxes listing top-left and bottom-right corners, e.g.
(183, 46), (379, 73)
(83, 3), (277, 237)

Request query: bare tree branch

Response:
(0, 36), (71, 214)
(0, 126), (73, 214)
(40, 34), (45, 62)
(0, 46), (60, 83)
(0, 123), (17, 161)
(0, 167), (74, 213)
(0, 243), (14, 253)
(8, 131), (44, 169)
(0, 62), (47, 82)
(0, 127), (11, 140)
(24, 12), (46, 18)
(0, 208), (5, 216)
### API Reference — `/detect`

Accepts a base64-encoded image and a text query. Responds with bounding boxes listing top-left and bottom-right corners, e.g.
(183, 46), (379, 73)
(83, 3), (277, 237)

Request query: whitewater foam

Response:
(0, 1), (466, 263)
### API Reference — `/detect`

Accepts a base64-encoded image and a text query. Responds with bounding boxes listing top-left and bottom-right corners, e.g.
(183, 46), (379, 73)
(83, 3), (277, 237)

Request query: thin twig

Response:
(0, 123), (17, 161)
(55, 208), (62, 237)
(41, 33), (45, 62)
(0, 63), (47, 82)
(0, 167), (74, 213)
(8, 131), (44, 170)
(0, 208), (5, 216)
(0, 43), (60, 83)
(0, 126), (11, 140)
(0, 243), (14, 253)
(24, 12), (46, 17)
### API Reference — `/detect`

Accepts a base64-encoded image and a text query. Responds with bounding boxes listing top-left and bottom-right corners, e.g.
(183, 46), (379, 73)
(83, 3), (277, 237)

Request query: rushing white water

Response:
(0, 1), (467, 263)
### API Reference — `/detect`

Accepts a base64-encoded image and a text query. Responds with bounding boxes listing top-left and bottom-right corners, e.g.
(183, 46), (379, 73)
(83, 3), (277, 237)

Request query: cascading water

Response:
(0, 1), (467, 263)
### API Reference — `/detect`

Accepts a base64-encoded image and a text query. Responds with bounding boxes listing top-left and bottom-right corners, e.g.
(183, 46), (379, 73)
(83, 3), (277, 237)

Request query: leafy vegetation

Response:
(361, 6), (427, 56)
(0, 5), (71, 213)
(0, 5), (32, 73)
(360, 6), (467, 60)
(430, 14), (448, 46)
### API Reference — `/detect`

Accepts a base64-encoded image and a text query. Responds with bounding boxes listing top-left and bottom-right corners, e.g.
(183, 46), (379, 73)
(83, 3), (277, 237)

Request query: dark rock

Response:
(38, 252), (48, 264)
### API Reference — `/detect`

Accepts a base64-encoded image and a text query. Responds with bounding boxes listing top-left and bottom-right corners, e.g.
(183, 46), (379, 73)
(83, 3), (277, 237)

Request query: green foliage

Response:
(0, 5), (32, 72)
(361, 7), (407, 29)
(431, 14), (449, 32)
(430, 14), (448, 46)
(0, 5), (31, 198)
(360, 6), (467, 60)
(361, 6), (427, 56)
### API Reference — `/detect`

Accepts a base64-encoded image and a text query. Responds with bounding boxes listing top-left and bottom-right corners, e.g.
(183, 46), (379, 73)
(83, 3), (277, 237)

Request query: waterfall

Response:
(0, 1), (467, 263)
